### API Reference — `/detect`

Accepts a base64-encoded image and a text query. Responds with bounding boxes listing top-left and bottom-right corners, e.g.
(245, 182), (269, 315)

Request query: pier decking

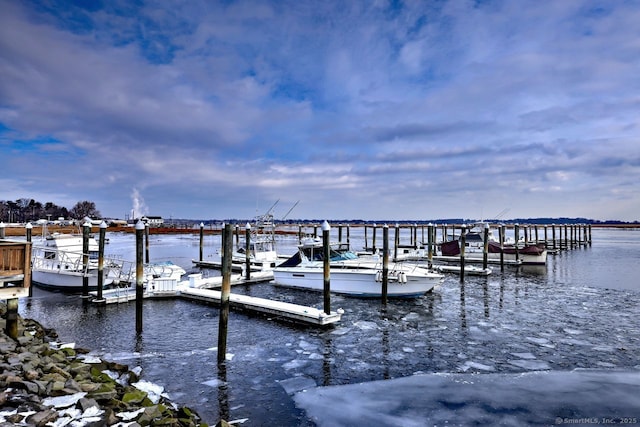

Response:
(0, 240), (31, 299)
(90, 272), (341, 326)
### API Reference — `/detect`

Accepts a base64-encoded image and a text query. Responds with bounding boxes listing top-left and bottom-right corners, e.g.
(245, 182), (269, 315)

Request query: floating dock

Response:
(433, 264), (492, 276)
(90, 272), (341, 326)
(432, 255), (523, 266)
(180, 287), (342, 326)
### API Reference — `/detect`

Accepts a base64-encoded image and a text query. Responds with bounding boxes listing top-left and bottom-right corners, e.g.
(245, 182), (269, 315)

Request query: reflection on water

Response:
(17, 228), (640, 425)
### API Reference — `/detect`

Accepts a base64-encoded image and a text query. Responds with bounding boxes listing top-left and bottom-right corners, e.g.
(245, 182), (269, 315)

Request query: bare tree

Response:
(70, 201), (101, 220)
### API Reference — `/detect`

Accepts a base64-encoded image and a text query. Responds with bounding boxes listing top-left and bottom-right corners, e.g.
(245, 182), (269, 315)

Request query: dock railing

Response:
(0, 239), (32, 299)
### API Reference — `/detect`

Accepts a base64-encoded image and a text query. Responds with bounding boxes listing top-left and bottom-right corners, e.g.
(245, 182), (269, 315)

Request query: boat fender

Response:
(399, 272), (407, 284)
(375, 271), (382, 282)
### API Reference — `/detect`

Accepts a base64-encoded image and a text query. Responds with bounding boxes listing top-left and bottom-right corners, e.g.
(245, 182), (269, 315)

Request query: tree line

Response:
(0, 198), (101, 223)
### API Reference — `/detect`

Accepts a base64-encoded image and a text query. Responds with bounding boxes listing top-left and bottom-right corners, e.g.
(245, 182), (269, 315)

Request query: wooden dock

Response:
(0, 240), (32, 299)
(90, 272), (341, 326)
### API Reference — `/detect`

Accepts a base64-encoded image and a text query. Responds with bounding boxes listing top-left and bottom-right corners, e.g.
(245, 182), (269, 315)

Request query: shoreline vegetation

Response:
(0, 222), (639, 237)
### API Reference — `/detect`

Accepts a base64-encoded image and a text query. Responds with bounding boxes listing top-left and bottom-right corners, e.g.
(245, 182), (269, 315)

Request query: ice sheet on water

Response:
(298, 340), (318, 352)
(202, 378), (225, 388)
(353, 320), (379, 331)
(278, 376), (317, 395)
(294, 370), (640, 427)
(460, 361), (495, 372)
(510, 352), (537, 360)
(282, 359), (310, 370)
(508, 359), (551, 370)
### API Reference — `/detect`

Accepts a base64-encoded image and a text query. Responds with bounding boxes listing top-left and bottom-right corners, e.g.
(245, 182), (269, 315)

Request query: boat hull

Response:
(31, 269), (110, 291)
(273, 267), (442, 298)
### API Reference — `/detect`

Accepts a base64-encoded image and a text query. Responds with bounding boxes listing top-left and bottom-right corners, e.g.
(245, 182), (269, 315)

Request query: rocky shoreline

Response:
(0, 302), (216, 426)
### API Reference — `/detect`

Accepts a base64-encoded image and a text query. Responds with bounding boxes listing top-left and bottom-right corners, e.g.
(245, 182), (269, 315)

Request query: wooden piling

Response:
(26, 223), (32, 297)
(514, 224), (520, 263)
(393, 223), (399, 261)
(459, 225), (466, 282)
(245, 223), (251, 281)
(544, 225), (548, 248)
(552, 224), (557, 250)
(145, 224), (150, 264)
(499, 224), (505, 272)
(427, 223), (434, 266)
(482, 223), (489, 271)
(322, 221), (331, 315)
(82, 222), (90, 298)
(96, 222), (107, 303)
(382, 224), (389, 304)
(199, 223), (204, 262)
(218, 223), (233, 365)
(372, 223), (377, 253)
(135, 220), (144, 333)
(346, 224), (350, 251)
(4, 297), (18, 339)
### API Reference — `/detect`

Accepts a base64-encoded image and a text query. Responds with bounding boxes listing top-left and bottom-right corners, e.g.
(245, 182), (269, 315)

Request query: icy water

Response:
(18, 227), (640, 426)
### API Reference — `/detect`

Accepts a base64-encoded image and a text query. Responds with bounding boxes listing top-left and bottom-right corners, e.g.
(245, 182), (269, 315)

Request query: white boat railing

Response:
(31, 245), (125, 278)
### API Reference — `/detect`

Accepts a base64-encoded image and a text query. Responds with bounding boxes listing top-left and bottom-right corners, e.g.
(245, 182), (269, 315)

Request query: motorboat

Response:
(438, 229), (547, 265)
(31, 232), (120, 291)
(273, 238), (444, 298)
(230, 211), (280, 271)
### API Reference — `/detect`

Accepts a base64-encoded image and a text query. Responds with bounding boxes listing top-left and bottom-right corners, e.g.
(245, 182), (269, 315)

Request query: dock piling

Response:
(482, 223), (489, 271)
(459, 225), (466, 282)
(245, 223), (251, 281)
(218, 223), (233, 364)
(499, 224), (505, 272)
(199, 223), (204, 262)
(82, 221), (90, 298)
(26, 223), (32, 297)
(382, 224), (389, 304)
(96, 221), (107, 303)
(135, 220), (144, 333)
(322, 221), (331, 315)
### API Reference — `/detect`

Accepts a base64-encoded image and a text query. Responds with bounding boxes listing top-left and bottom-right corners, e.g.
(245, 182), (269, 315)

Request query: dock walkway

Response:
(90, 272), (342, 326)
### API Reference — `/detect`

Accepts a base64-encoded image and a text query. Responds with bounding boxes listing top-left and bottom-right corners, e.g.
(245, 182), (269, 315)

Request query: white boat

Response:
(273, 238), (444, 298)
(31, 232), (120, 291)
(32, 231), (186, 293)
(230, 211), (280, 271)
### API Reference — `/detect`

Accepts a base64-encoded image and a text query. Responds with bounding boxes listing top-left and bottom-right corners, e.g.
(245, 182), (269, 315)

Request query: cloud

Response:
(0, 0), (639, 221)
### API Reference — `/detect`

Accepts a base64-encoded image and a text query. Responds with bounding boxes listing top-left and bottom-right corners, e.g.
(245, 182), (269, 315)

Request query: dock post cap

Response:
(25, 222), (33, 229)
(372, 223), (377, 227)
(428, 222), (433, 226)
(321, 220), (330, 231)
(135, 220), (145, 230)
(100, 221), (107, 229)
(83, 220), (91, 227)
(484, 223), (490, 229)
(0, 222), (5, 228)
(383, 224), (388, 228)
(245, 222), (251, 230)
(200, 222), (204, 228)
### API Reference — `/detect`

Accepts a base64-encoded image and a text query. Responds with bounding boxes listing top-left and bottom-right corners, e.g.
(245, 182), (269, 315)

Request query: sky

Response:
(1, 0), (639, 222)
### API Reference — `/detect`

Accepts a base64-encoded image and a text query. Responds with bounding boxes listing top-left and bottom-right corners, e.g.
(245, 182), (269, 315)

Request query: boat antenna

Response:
(493, 208), (510, 221)
(282, 200), (299, 220)
(266, 199), (280, 216)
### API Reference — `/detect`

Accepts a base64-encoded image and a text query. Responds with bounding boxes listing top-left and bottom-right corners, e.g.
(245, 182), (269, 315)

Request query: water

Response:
(18, 227), (640, 425)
